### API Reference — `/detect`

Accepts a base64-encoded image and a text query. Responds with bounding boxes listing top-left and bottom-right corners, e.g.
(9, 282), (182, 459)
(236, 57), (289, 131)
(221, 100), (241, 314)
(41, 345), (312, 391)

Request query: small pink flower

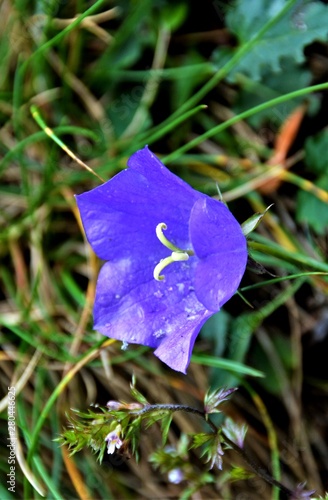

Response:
(106, 401), (123, 410)
(105, 425), (123, 454)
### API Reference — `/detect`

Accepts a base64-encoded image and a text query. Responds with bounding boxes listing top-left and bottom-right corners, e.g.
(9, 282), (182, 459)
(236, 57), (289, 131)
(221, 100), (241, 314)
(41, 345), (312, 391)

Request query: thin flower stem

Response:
(134, 403), (208, 421)
(221, 433), (293, 499)
(134, 403), (294, 498)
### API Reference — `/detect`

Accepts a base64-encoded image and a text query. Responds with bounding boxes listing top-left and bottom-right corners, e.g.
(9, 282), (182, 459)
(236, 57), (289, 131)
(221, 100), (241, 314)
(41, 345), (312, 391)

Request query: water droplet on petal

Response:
(121, 341), (129, 350)
(153, 329), (166, 339)
(164, 320), (173, 334)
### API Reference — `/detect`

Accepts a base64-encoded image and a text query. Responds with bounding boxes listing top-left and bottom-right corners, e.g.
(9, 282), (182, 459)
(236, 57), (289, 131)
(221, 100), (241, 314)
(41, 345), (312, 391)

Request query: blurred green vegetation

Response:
(1, 0), (328, 498)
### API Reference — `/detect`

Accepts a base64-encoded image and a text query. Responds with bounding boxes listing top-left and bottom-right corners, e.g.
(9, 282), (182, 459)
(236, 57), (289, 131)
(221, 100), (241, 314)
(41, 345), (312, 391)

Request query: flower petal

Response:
(127, 146), (195, 194)
(76, 169), (160, 261)
(153, 313), (209, 373)
(190, 197), (247, 311)
(93, 257), (212, 372)
(75, 147), (201, 262)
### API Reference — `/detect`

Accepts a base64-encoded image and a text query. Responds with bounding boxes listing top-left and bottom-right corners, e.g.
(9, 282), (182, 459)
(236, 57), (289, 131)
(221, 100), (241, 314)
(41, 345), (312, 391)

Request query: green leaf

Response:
(145, 411), (170, 427)
(191, 354), (264, 378)
(190, 432), (214, 449)
(305, 130), (328, 175)
(171, 52), (209, 112)
(296, 173), (328, 235)
(296, 130), (328, 234)
(161, 414), (173, 446)
(125, 416), (142, 457)
(161, 3), (188, 31)
(233, 59), (311, 128)
(130, 377), (149, 404)
(241, 205), (273, 236)
(201, 310), (230, 358)
(191, 432), (224, 469)
(213, 0), (328, 81)
(229, 466), (254, 481)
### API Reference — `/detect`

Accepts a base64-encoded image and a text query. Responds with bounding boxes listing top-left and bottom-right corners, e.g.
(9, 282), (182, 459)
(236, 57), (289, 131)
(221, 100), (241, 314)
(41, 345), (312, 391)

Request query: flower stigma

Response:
(154, 223), (194, 281)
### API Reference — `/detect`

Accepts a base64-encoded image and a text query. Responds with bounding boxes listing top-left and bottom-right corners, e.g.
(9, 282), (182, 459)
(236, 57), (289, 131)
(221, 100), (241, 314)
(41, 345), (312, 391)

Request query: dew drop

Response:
(153, 329), (165, 339)
(185, 306), (194, 314)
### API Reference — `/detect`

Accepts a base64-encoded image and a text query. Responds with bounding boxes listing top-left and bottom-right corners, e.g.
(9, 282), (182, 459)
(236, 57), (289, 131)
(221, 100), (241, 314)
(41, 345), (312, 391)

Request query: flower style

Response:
(76, 146), (247, 373)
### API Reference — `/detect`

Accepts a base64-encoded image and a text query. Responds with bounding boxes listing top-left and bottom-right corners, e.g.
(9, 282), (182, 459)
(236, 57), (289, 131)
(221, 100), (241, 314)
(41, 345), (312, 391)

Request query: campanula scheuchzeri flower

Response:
(76, 147), (247, 373)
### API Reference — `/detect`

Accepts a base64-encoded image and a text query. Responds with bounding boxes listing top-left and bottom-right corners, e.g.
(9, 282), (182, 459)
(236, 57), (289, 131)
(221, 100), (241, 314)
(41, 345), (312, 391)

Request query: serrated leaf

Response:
(190, 432), (213, 449)
(214, 0), (328, 81)
(191, 432), (224, 470)
(233, 58), (312, 128)
(229, 466), (254, 481)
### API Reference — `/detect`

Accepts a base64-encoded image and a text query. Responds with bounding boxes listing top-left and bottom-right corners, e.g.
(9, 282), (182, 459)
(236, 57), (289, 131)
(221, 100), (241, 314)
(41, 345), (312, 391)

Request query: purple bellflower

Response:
(76, 147), (247, 373)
